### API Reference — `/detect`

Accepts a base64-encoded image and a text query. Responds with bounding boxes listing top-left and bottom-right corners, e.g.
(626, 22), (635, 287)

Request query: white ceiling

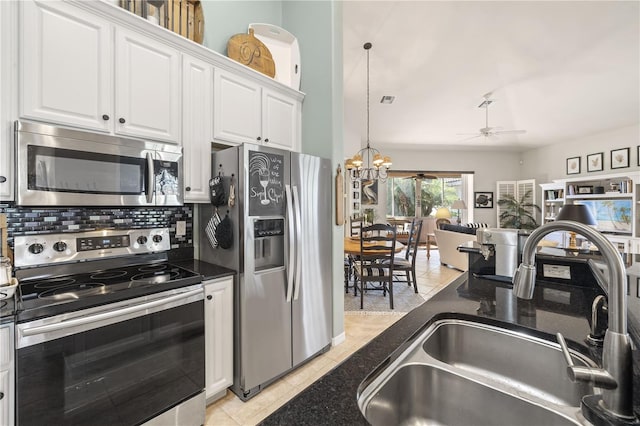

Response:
(342, 1), (640, 153)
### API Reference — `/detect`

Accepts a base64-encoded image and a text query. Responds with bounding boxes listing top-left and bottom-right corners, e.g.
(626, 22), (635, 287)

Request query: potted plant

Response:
(497, 190), (541, 229)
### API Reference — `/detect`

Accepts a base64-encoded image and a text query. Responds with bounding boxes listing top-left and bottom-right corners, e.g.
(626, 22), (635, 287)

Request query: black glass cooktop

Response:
(18, 262), (202, 322)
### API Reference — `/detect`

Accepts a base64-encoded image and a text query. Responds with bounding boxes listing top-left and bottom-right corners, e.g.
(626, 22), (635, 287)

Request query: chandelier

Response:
(345, 42), (392, 182)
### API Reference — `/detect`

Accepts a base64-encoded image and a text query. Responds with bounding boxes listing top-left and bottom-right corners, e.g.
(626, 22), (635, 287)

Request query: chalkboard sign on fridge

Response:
(248, 150), (285, 216)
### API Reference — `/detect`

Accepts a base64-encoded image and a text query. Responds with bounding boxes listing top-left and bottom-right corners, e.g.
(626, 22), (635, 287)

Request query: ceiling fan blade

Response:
(459, 134), (482, 141)
(493, 129), (526, 135)
(456, 132), (481, 136)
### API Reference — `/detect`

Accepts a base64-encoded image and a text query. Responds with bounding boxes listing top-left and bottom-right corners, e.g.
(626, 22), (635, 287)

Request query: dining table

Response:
(343, 236), (405, 255)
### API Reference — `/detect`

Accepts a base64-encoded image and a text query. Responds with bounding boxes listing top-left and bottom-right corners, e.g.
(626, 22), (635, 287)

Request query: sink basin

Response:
(358, 317), (598, 425)
(363, 364), (583, 426)
(422, 319), (594, 406)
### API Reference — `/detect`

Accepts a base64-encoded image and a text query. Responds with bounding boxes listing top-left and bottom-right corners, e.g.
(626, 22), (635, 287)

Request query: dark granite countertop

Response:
(172, 259), (235, 281)
(261, 272), (640, 425)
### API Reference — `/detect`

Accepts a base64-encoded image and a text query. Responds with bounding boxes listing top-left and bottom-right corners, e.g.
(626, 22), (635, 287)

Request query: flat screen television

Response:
(578, 199), (633, 235)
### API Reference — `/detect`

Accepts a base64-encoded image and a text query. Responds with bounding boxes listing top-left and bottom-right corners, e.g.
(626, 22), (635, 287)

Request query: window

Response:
(385, 173), (466, 220)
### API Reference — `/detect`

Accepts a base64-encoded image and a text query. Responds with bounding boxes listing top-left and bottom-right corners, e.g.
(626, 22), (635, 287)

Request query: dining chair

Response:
(353, 223), (397, 309)
(391, 218), (423, 293)
(345, 215), (366, 293)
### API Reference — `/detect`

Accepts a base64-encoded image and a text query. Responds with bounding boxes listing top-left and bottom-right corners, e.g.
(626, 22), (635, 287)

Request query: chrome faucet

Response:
(512, 220), (635, 421)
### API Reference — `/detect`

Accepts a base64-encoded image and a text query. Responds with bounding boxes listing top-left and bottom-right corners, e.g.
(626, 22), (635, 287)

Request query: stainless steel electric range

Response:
(13, 228), (205, 426)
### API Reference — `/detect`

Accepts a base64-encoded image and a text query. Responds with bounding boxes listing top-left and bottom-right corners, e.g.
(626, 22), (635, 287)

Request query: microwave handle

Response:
(145, 152), (154, 203)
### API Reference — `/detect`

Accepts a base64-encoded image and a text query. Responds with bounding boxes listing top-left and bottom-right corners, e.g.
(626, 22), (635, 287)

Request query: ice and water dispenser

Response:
(253, 219), (285, 271)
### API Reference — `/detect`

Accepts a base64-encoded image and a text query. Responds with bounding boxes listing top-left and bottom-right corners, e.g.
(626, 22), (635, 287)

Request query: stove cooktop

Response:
(17, 261), (202, 322)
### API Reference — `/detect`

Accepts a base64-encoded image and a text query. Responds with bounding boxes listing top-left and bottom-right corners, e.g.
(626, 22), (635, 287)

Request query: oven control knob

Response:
(152, 235), (163, 243)
(28, 243), (44, 254)
(53, 241), (67, 252)
(137, 236), (148, 245)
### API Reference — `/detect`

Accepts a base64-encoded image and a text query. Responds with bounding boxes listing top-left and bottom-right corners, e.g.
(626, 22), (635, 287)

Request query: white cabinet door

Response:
(20, 0), (112, 132)
(213, 69), (261, 145)
(204, 277), (234, 401)
(0, 1), (14, 200)
(183, 55), (213, 202)
(262, 88), (300, 151)
(0, 370), (10, 426)
(115, 27), (181, 143)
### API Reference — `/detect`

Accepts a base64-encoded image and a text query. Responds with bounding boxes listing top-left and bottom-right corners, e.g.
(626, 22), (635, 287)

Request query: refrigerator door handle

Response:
(292, 185), (302, 301)
(285, 184), (295, 302)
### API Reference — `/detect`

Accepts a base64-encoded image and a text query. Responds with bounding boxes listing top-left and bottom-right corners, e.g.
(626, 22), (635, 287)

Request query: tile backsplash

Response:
(0, 204), (193, 250)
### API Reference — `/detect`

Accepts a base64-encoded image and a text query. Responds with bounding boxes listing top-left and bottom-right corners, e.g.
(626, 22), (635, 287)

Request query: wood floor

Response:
(205, 248), (462, 425)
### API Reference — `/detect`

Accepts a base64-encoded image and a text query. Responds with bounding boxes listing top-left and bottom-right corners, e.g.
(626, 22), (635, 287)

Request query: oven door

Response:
(16, 286), (204, 426)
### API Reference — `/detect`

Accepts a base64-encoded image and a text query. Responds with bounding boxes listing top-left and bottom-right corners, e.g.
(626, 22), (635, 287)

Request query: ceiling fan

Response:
(407, 172), (437, 180)
(458, 93), (526, 140)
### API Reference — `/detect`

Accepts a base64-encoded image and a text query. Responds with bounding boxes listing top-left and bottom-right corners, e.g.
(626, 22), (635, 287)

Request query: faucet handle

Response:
(556, 333), (617, 389)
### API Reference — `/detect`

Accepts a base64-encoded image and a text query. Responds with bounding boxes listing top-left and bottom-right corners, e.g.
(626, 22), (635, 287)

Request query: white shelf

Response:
(566, 193), (632, 200)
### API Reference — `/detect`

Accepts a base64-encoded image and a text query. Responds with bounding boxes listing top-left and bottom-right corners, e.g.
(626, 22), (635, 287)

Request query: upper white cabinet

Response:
(20, 0), (181, 144)
(20, 0), (113, 132)
(262, 88), (300, 151)
(213, 69), (261, 145)
(114, 27), (181, 142)
(0, 1), (16, 200)
(182, 54), (213, 202)
(214, 68), (301, 151)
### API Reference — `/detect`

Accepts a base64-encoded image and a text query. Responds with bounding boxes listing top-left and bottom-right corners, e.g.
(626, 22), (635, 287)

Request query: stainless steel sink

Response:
(358, 318), (599, 426)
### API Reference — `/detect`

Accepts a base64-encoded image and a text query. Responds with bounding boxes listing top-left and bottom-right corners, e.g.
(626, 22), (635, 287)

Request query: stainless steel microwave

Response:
(16, 121), (183, 206)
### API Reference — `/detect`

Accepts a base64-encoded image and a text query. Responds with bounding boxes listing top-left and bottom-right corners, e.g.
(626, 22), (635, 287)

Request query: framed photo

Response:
(611, 147), (629, 169)
(352, 181), (360, 189)
(474, 192), (493, 209)
(566, 156), (580, 175)
(586, 152), (603, 172)
(353, 202), (360, 210)
(353, 191), (360, 200)
(361, 179), (378, 205)
(577, 186), (593, 194)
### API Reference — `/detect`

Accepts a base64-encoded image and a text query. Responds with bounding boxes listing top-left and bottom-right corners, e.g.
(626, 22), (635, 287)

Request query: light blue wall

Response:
(200, 1), (282, 55)
(283, 1), (344, 339)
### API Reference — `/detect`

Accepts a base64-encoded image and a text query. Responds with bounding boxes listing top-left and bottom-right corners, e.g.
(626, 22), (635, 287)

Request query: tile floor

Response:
(205, 247), (462, 425)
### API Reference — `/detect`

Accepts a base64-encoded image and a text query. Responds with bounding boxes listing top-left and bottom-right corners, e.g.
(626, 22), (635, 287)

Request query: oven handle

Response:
(20, 288), (202, 339)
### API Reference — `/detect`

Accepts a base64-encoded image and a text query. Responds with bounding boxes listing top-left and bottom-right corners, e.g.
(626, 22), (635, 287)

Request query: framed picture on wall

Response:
(361, 179), (378, 205)
(566, 156), (580, 175)
(611, 147), (630, 169)
(586, 152), (603, 172)
(474, 192), (493, 209)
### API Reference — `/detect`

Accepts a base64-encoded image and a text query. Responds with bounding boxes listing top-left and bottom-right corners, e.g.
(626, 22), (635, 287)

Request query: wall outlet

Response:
(176, 220), (186, 237)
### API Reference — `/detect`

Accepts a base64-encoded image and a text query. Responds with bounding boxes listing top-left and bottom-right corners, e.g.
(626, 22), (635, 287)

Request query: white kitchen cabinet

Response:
(182, 55), (214, 203)
(20, 0), (182, 144)
(114, 27), (181, 143)
(204, 276), (234, 402)
(213, 69), (261, 145)
(214, 68), (301, 151)
(262, 88), (300, 151)
(20, 0), (113, 132)
(0, 323), (14, 426)
(0, 1), (16, 201)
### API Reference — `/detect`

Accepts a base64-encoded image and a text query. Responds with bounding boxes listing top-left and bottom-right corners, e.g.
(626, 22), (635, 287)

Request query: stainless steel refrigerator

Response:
(199, 144), (332, 401)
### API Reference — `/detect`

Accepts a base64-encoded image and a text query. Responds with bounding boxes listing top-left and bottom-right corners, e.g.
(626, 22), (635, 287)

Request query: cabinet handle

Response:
(256, 136), (261, 141)
(185, 186), (191, 192)
(119, 118), (126, 124)
(0, 176), (6, 183)
(264, 138), (269, 143)
(206, 295), (212, 300)
(102, 114), (110, 121)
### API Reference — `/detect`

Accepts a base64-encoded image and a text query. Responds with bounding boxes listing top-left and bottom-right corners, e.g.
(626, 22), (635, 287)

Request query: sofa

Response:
(433, 223), (482, 271)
